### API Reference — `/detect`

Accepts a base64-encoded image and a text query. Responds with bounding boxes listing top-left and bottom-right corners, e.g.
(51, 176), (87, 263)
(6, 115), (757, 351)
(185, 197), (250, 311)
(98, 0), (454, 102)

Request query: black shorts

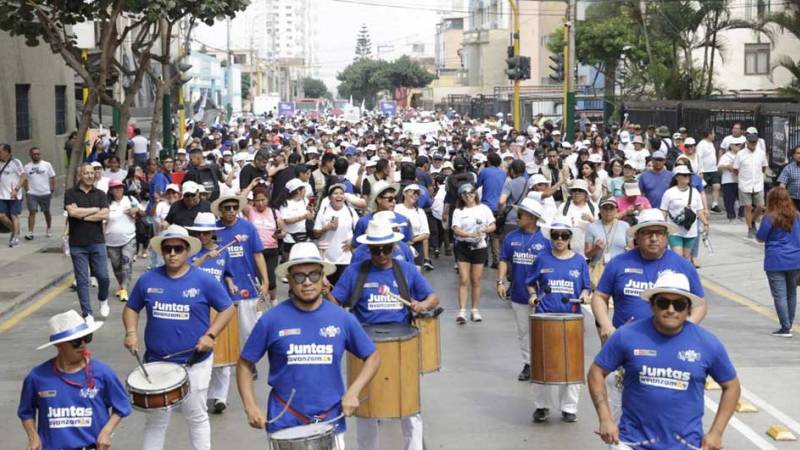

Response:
(703, 171), (721, 185)
(454, 241), (488, 264)
(26, 194), (51, 212)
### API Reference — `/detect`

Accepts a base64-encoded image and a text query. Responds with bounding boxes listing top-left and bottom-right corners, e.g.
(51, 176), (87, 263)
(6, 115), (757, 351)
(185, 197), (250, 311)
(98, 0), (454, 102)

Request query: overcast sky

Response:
(195, 0), (460, 95)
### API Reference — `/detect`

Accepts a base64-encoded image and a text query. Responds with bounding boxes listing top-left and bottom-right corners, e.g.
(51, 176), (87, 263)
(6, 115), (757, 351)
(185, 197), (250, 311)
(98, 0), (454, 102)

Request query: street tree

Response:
(302, 77), (331, 99)
(337, 58), (389, 109)
(354, 24), (373, 61)
(764, 0), (800, 99)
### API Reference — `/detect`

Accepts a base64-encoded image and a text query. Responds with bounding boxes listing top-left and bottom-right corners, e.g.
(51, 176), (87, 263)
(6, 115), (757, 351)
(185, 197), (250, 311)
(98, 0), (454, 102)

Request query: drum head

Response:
(127, 361), (187, 391)
(530, 313), (584, 321)
(363, 323), (419, 342)
(271, 422), (334, 440)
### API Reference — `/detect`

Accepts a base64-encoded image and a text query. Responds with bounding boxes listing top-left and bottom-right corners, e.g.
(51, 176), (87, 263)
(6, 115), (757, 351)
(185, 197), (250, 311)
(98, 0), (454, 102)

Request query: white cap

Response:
(181, 181), (200, 194)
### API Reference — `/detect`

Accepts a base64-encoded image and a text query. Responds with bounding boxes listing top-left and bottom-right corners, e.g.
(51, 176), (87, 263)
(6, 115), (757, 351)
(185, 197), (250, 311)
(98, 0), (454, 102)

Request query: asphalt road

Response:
(1, 256), (799, 449)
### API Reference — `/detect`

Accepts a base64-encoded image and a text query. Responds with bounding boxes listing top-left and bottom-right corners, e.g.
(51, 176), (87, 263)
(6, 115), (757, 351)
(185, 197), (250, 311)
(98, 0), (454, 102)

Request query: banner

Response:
(772, 116), (789, 166)
(379, 100), (397, 117)
(278, 102), (295, 117)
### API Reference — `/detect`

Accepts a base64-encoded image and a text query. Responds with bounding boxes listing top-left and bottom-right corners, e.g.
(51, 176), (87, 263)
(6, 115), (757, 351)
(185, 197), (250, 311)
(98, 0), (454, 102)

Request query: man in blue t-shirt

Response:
(123, 225), (235, 450)
(330, 219), (439, 450)
(19, 310), (131, 450)
(237, 243), (380, 445)
(638, 151), (673, 208)
(589, 271), (740, 450)
(496, 198), (550, 381)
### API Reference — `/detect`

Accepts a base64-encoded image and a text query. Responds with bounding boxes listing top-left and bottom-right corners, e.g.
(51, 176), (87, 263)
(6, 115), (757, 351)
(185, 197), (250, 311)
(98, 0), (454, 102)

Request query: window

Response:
(55, 85), (66, 135)
(744, 43), (770, 75)
(15, 84), (30, 141)
(233, 54), (247, 64)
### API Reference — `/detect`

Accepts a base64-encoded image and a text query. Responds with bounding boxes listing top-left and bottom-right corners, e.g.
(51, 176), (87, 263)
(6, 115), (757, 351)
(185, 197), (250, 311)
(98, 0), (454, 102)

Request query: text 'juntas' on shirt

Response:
(526, 251), (590, 314)
(499, 228), (551, 304)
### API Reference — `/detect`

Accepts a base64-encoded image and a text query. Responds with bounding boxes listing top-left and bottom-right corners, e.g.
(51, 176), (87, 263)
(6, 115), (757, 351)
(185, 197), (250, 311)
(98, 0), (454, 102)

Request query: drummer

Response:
(186, 212), (238, 414)
(18, 310), (131, 450)
(526, 218), (591, 424)
(330, 219), (439, 450)
(496, 198), (551, 382)
(349, 211), (416, 266)
(123, 225), (235, 450)
(236, 243), (380, 448)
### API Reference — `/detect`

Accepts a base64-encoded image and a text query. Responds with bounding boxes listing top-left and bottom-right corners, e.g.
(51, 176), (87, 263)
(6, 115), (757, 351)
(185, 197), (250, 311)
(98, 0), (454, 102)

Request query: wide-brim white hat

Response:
(513, 197), (545, 221)
(275, 242), (336, 278)
(641, 270), (704, 305)
(569, 179), (590, 194)
(185, 212), (225, 232)
(38, 310), (103, 350)
(627, 208), (678, 238)
(368, 181), (399, 211)
(356, 219), (404, 246)
(150, 224), (202, 256)
(211, 195), (247, 217)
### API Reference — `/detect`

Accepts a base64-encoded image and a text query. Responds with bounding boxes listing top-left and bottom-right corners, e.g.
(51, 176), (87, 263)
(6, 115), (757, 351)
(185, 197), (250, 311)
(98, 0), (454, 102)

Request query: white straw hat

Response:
(355, 219), (404, 246)
(185, 212), (224, 232)
(211, 195), (247, 217)
(641, 270), (703, 305)
(275, 242), (336, 278)
(150, 224), (202, 256)
(626, 208), (678, 238)
(37, 310), (103, 350)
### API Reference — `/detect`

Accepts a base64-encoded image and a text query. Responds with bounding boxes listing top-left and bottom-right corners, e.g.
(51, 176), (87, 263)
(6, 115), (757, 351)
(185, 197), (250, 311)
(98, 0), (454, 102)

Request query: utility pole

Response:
(508, 0), (520, 131)
(161, 17), (172, 155)
(565, 0), (576, 141)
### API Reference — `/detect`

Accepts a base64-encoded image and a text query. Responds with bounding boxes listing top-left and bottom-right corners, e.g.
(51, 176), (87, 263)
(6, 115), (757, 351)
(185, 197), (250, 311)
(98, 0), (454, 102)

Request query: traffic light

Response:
(175, 62), (193, 86)
(506, 55), (531, 80)
(549, 53), (564, 84)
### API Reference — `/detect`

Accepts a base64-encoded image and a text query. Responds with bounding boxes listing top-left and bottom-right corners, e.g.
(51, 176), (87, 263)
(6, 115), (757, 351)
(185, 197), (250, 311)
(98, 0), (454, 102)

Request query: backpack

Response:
(562, 198), (595, 216)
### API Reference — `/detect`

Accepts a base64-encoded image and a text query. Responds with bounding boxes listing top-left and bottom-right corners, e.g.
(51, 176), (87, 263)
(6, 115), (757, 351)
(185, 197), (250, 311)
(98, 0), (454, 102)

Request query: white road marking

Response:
(741, 386), (800, 437)
(704, 395), (779, 450)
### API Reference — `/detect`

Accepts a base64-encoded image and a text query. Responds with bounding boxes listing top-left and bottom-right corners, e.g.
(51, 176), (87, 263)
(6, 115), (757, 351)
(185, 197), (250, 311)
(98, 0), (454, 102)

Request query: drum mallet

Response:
(560, 296), (584, 305)
(378, 285), (443, 316)
(219, 234), (249, 251)
(131, 350), (152, 384)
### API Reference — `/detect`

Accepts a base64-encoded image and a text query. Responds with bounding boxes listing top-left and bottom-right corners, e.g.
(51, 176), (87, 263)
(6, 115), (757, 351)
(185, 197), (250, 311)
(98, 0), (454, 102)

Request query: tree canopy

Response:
(302, 77), (331, 99)
(337, 56), (435, 109)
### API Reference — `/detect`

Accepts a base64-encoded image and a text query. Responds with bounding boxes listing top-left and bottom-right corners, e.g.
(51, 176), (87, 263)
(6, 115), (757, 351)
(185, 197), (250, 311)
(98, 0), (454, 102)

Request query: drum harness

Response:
(347, 260), (411, 315)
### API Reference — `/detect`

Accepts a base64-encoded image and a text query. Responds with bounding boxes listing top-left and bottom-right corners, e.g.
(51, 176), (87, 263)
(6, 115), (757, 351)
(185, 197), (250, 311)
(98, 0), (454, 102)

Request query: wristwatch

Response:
(496, 280), (504, 285)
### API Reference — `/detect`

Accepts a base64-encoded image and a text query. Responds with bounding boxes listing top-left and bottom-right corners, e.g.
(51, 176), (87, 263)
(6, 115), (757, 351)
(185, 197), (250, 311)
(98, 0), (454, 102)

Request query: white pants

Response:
(533, 383), (581, 414)
(510, 302), (532, 365)
(207, 366), (232, 402)
(238, 298), (258, 342)
(356, 414), (423, 450)
(269, 432), (345, 450)
(606, 370), (623, 422)
(142, 356), (212, 450)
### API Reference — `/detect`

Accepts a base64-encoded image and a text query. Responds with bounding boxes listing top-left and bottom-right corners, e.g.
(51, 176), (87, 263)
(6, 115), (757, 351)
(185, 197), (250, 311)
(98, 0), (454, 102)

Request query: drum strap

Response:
(347, 261), (412, 311)
(274, 391), (331, 424)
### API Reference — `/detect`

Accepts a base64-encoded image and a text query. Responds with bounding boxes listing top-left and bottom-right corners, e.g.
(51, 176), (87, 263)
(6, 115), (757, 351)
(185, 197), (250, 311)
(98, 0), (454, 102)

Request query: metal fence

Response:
(623, 100), (800, 168)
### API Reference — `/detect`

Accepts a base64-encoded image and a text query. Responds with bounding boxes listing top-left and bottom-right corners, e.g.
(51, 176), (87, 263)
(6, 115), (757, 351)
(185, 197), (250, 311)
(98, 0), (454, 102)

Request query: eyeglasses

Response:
(369, 244), (394, 255)
(222, 204), (239, 212)
(637, 228), (667, 238)
(161, 244), (188, 255)
(551, 232), (572, 241)
(379, 196), (396, 202)
(69, 333), (93, 348)
(290, 270), (323, 284)
(183, 193), (197, 198)
(653, 297), (690, 312)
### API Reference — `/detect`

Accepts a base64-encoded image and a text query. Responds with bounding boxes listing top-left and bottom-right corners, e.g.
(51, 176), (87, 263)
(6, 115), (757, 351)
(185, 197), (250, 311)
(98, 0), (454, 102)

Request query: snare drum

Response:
(530, 313), (584, 385)
(347, 323), (420, 418)
(269, 422), (337, 450)
(415, 314), (440, 374)
(212, 308), (240, 367)
(126, 361), (190, 411)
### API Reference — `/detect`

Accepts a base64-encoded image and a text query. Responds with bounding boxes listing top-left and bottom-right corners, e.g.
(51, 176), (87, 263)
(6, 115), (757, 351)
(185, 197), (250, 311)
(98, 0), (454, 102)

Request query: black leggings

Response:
(262, 247), (280, 290)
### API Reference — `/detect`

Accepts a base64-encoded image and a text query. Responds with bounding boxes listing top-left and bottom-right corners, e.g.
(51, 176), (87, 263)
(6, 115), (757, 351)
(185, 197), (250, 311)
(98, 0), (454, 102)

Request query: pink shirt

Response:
(247, 207), (280, 249)
(615, 195), (652, 213)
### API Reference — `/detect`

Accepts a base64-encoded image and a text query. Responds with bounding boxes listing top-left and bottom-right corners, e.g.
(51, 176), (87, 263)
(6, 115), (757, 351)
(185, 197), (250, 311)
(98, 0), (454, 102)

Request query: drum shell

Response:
(415, 315), (440, 374)
(347, 324), (420, 418)
(530, 313), (584, 385)
(126, 363), (190, 411)
(269, 423), (336, 450)
(212, 306), (240, 367)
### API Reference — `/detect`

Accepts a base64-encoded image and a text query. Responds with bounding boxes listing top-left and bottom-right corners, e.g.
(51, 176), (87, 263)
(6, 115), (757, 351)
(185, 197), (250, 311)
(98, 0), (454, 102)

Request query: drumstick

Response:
(377, 285), (414, 308)
(131, 350), (152, 384)
(560, 296), (584, 304)
(160, 347), (197, 360)
(218, 234), (249, 252)
(593, 432), (658, 447)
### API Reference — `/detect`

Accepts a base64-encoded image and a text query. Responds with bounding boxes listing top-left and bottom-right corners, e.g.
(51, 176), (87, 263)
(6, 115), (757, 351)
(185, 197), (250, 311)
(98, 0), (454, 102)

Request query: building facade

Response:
(0, 31), (76, 181)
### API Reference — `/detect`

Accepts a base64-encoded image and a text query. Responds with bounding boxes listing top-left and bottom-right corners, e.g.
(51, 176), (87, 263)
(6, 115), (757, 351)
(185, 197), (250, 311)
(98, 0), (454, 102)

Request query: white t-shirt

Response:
(24, 161), (55, 196)
(280, 198), (309, 243)
(95, 177), (110, 194)
(394, 203), (430, 236)
(624, 148), (649, 172)
(733, 147), (768, 193)
(431, 186), (446, 220)
(155, 200), (171, 223)
(697, 139), (717, 173)
(451, 203), (495, 248)
(106, 196), (139, 247)
(660, 186), (703, 238)
(0, 158), (25, 199)
(561, 201), (597, 256)
(131, 135), (148, 155)
(313, 203), (358, 264)
(103, 168), (127, 183)
(345, 163), (362, 187)
(717, 151), (738, 184)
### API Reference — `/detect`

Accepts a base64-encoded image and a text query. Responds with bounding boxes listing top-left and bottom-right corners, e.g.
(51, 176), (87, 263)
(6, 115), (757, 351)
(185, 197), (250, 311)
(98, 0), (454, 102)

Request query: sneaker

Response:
(532, 408), (549, 423)
(99, 300), (110, 318)
(747, 228), (755, 240)
(470, 309), (483, 322)
(281, 277), (288, 284)
(24, 234), (34, 241)
(518, 364), (531, 381)
(46, 229), (52, 238)
(771, 328), (793, 338)
(490, 261), (498, 269)
(90, 277), (98, 288)
(9, 237), (19, 247)
(115, 289), (123, 298)
(433, 249), (440, 259)
(212, 400), (227, 414)
(561, 411), (578, 423)
(84, 314), (95, 325)
(710, 204), (722, 213)
(423, 260), (435, 271)
(119, 289), (129, 302)
(456, 309), (467, 325)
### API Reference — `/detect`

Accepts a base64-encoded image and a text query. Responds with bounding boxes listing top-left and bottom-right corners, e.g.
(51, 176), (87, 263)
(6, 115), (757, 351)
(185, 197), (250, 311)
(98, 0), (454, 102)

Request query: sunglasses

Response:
(551, 232), (572, 241)
(653, 297), (690, 312)
(407, 190), (420, 196)
(183, 193), (197, 198)
(379, 196), (396, 202)
(222, 204), (239, 212)
(161, 244), (188, 255)
(369, 244), (394, 255)
(462, 191), (476, 196)
(69, 333), (93, 348)
(290, 270), (323, 284)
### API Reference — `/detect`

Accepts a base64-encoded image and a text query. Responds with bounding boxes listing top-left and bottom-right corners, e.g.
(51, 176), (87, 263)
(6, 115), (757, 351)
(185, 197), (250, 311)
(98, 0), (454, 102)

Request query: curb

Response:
(0, 270), (72, 321)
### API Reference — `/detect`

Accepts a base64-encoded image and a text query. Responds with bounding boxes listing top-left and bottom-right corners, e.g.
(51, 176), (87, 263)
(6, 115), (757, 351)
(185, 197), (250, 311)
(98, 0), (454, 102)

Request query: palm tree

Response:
(764, 0), (800, 99)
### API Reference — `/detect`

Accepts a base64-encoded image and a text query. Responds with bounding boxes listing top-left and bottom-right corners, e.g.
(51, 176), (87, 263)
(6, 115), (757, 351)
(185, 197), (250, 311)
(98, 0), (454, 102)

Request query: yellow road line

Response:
(0, 277), (73, 335)
(702, 276), (778, 321)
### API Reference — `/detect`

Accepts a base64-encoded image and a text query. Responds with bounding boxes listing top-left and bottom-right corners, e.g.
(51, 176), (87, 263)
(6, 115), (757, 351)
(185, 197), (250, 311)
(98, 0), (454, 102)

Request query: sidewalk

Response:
(0, 196), (72, 319)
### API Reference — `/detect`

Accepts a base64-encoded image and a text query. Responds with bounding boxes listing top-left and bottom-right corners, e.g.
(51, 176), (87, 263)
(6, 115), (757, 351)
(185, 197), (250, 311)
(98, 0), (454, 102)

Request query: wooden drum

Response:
(415, 314), (441, 374)
(347, 323), (420, 418)
(530, 313), (584, 385)
(212, 307), (240, 367)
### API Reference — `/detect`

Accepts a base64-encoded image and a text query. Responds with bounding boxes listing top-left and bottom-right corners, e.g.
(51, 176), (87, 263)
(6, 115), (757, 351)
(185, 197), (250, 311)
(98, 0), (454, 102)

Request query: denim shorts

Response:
(668, 234), (697, 249)
(0, 199), (22, 215)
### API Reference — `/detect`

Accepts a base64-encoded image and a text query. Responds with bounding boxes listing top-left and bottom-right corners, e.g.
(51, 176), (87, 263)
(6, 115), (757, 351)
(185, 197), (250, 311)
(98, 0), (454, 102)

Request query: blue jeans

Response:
(70, 243), (110, 317)
(766, 270), (800, 331)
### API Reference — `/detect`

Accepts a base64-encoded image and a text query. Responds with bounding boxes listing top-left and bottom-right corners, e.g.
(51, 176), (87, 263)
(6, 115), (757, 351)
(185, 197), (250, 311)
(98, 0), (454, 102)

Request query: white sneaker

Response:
(470, 309), (483, 322)
(84, 315), (95, 325)
(90, 277), (98, 288)
(99, 300), (110, 318)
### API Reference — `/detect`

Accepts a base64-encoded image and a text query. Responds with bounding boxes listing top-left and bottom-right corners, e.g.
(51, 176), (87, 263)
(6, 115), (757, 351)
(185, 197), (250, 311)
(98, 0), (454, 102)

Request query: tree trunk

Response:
(150, 81), (164, 158)
(603, 62), (617, 121)
(637, 1), (660, 98)
(706, 13), (720, 96)
(67, 92), (98, 188)
(116, 105), (131, 161)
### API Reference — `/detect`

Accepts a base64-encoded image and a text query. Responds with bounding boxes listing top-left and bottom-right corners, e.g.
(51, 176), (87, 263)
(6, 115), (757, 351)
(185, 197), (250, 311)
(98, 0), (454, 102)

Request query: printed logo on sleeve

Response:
(638, 365), (690, 391)
(152, 301), (191, 320)
(286, 343), (334, 365)
(47, 406), (93, 428)
(633, 349), (657, 357)
(38, 390), (56, 398)
(279, 328), (302, 337)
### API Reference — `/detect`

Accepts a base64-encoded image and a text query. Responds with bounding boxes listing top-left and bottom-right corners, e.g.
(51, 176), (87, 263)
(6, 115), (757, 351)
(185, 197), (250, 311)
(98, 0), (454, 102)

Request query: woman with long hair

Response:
(242, 180), (286, 302)
(105, 180), (140, 302)
(313, 183), (358, 286)
(451, 183), (496, 324)
(756, 187), (800, 337)
(605, 159), (625, 197)
(660, 165), (708, 260)
(577, 160), (603, 204)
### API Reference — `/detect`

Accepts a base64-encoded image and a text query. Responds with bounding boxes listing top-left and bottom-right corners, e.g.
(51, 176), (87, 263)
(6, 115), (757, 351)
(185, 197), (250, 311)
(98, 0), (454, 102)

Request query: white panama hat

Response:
(356, 219), (404, 246)
(275, 242), (336, 278)
(641, 270), (703, 305)
(626, 208), (678, 238)
(149, 224), (202, 256)
(211, 195), (247, 217)
(513, 197), (545, 221)
(37, 310), (103, 350)
(185, 212), (224, 232)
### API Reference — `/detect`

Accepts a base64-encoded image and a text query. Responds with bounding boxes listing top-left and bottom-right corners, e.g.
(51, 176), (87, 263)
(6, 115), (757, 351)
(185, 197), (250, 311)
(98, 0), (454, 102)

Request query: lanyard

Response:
(52, 352), (95, 389)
